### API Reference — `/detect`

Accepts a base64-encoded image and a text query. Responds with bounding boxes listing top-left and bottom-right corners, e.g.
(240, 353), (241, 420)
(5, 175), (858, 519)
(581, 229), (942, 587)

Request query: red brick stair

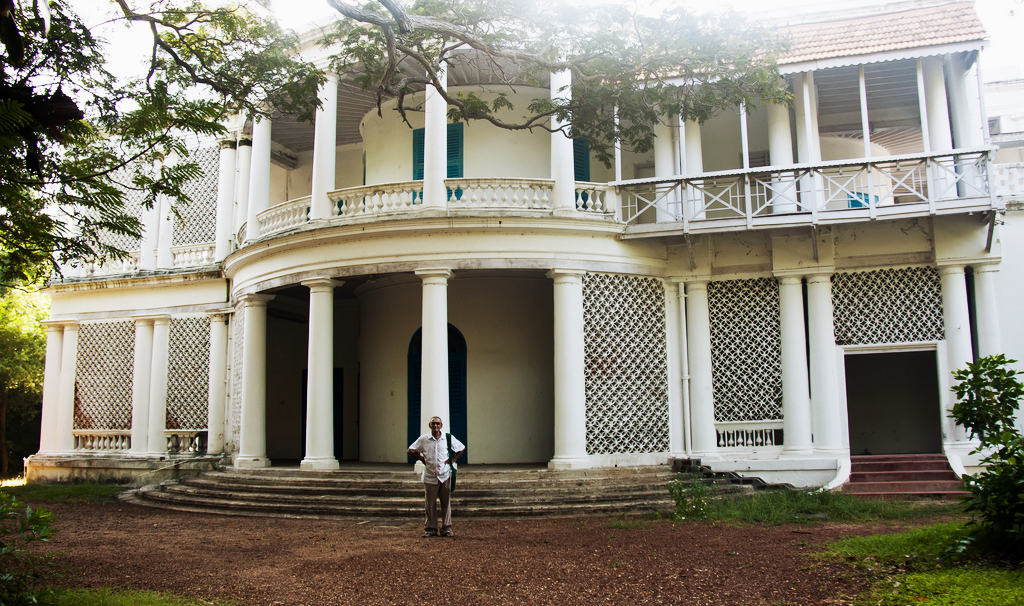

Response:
(842, 454), (966, 499)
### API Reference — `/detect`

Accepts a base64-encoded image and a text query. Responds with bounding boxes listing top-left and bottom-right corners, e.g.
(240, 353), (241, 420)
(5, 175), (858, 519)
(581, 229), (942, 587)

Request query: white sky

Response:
(270, 0), (1024, 81)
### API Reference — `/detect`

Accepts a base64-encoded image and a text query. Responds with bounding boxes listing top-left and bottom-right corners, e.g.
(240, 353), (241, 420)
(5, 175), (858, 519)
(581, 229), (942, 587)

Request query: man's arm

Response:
(407, 447), (424, 462)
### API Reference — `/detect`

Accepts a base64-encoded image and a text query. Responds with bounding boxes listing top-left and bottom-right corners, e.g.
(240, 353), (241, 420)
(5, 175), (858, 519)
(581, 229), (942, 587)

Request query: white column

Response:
(54, 321), (79, 453)
(973, 264), (1003, 358)
(778, 276), (813, 455)
(310, 73), (339, 220)
(214, 141), (237, 261)
(939, 264), (973, 443)
(301, 278), (342, 470)
(685, 281), (717, 457)
(130, 316), (155, 455)
(654, 118), (675, 222)
(795, 72), (821, 209)
(236, 293), (273, 468)
(547, 269), (588, 468)
(155, 158), (175, 269)
(416, 269), (452, 435)
(206, 311), (230, 454)
(665, 280), (684, 457)
(923, 57), (955, 199)
(246, 116), (272, 242)
(422, 66), (448, 210)
(768, 101), (796, 212)
(38, 322), (64, 454)
(683, 119), (705, 220)
(806, 274), (845, 454)
(146, 316), (171, 456)
(858, 66), (872, 158)
(234, 139), (252, 240)
(550, 70), (576, 213)
(138, 183), (160, 271)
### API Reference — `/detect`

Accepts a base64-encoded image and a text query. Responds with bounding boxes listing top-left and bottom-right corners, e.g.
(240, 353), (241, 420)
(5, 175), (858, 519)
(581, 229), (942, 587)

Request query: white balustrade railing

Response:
(74, 430), (131, 452)
(166, 430), (207, 454)
(575, 182), (614, 214)
(257, 196), (310, 236)
(81, 253), (140, 277)
(995, 162), (1024, 200)
(715, 421), (784, 450)
(620, 149), (994, 229)
(171, 243), (216, 268)
(446, 178), (553, 210)
(331, 181), (424, 217)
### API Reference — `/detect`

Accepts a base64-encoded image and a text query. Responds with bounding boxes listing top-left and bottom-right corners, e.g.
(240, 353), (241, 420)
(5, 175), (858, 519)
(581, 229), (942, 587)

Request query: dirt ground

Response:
(33, 501), (896, 606)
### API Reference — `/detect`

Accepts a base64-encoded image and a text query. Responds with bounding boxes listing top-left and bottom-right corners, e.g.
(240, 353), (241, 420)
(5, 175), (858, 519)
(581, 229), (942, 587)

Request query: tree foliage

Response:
(323, 0), (790, 167)
(0, 287), (46, 477)
(0, 0), (323, 286)
(949, 354), (1024, 556)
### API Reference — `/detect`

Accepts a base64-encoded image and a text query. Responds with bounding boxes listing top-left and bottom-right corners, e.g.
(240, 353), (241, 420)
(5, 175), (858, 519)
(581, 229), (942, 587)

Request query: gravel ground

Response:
(34, 502), (892, 606)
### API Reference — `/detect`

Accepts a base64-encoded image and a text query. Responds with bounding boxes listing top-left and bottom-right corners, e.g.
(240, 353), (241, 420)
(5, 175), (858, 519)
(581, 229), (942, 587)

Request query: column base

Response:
(234, 456), (271, 469)
(547, 456), (590, 470)
(552, 207), (578, 217)
(299, 457), (340, 471)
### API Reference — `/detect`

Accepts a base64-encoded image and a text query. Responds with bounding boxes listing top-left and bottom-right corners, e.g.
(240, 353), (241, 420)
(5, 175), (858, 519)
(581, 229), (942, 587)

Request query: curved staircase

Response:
(124, 464), (685, 519)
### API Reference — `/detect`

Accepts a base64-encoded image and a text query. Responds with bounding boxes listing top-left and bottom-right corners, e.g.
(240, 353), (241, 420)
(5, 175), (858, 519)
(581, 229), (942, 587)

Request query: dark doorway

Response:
(407, 324), (468, 462)
(845, 350), (941, 455)
(301, 368), (345, 461)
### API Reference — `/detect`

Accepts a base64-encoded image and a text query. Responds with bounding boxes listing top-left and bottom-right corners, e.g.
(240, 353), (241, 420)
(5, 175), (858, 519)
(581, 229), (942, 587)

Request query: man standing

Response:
(407, 416), (465, 537)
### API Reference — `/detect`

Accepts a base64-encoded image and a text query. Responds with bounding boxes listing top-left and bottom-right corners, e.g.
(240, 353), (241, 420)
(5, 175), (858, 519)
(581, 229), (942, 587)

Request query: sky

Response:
(269, 0), (1024, 81)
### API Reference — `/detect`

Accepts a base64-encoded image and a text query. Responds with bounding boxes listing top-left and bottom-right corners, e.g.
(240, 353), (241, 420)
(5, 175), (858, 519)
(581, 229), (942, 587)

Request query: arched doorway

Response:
(407, 324), (468, 461)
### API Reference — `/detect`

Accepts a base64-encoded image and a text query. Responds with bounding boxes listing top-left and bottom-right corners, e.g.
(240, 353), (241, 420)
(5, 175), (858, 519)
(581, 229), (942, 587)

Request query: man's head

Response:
(429, 416), (443, 435)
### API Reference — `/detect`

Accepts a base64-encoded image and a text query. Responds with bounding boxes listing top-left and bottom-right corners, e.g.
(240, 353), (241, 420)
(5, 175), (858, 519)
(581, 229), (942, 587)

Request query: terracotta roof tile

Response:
(778, 2), (987, 65)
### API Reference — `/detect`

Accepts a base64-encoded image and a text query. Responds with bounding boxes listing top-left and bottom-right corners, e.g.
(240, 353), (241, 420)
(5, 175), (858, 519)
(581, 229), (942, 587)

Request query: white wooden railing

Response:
(171, 244), (216, 268)
(74, 430), (131, 452)
(80, 253), (140, 277)
(166, 431), (207, 454)
(715, 421), (785, 450)
(620, 149), (995, 231)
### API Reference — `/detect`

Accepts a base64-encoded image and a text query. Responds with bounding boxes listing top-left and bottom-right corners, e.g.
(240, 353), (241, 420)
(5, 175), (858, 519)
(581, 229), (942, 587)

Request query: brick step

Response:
(851, 461), (954, 473)
(842, 480), (966, 494)
(848, 470), (960, 483)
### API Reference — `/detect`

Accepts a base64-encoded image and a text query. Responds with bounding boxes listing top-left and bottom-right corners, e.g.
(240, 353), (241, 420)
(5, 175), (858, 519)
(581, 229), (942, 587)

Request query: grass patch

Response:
(701, 489), (964, 525)
(606, 516), (652, 530)
(825, 521), (970, 563)
(40, 588), (237, 606)
(853, 567), (1024, 606)
(1, 483), (130, 504)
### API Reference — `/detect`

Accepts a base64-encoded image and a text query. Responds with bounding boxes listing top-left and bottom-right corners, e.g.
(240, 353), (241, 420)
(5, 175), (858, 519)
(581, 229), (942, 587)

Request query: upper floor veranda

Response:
(62, 1), (1013, 281)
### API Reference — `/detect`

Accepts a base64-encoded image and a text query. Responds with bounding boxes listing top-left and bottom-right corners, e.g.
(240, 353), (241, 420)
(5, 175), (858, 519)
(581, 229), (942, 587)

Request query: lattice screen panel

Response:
(172, 146), (219, 246)
(832, 267), (944, 345)
(583, 273), (669, 455)
(167, 317), (211, 430)
(75, 321), (135, 430)
(228, 305), (244, 451)
(708, 278), (783, 422)
(99, 166), (149, 252)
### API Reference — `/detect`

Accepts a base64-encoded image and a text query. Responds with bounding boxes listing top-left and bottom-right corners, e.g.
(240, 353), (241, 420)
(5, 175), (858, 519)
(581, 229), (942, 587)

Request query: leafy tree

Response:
(323, 0), (790, 166)
(0, 0), (323, 286)
(0, 287), (46, 477)
(949, 354), (1024, 555)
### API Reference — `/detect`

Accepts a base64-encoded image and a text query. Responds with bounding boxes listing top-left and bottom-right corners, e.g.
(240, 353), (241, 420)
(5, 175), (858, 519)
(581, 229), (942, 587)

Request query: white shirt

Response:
(408, 433), (466, 485)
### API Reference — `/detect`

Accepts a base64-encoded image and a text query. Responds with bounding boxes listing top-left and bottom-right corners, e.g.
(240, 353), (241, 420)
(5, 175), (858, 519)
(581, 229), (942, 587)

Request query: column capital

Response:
(219, 139), (237, 150)
(972, 261), (1002, 273)
(131, 313), (171, 325)
(776, 275), (804, 286)
(239, 293), (274, 308)
(301, 277), (344, 291)
(205, 308), (233, 322)
(805, 272), (834, 284)
(415, 268), (453, 282)
(546, 268), (586, 281)
(936, 263), (966, 275)
(41, 319), (78, 330)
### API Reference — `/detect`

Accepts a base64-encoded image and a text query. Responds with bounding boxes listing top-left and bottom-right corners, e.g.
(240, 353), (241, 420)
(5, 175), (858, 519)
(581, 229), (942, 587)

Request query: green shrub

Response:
(0, 491), (56, 605)
(668, 478), (716, 520)
(949, 354), (1024, 555)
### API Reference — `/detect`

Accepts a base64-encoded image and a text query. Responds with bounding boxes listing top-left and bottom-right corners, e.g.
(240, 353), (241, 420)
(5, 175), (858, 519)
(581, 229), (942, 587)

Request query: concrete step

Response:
(844, 454), (966, 499)
(848, 470), (960, 483)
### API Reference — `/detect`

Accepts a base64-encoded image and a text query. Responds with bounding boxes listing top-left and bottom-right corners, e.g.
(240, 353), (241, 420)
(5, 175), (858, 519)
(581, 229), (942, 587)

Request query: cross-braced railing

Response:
(620, 148), (994, 231)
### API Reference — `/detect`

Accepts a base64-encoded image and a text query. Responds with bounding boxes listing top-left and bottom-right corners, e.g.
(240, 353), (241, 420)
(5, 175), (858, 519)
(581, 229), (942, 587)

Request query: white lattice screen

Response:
(74, 321), (135, 430)
(166, 317), (211, 430)
(101, 166), (149, 252)
(831, 267), (944, 345)
(228, 305), (244, 451)
(172, 146), (219, 246)
(582, 273), (669, 455)
(708, 278), (783, 423)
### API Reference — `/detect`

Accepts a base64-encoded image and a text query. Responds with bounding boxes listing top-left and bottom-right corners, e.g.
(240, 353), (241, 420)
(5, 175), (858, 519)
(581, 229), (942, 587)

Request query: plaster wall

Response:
(357, 273), (554, 464)
(48, 278), (228, 318)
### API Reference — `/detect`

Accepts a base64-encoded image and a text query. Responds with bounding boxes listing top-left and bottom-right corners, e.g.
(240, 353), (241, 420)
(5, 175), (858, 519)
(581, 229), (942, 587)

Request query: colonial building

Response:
(27, 1), (1022, 488)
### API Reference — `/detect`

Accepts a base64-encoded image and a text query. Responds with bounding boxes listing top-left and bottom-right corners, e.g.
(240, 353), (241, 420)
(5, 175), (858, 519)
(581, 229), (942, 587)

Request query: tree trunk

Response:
(1, 388), (8, 477)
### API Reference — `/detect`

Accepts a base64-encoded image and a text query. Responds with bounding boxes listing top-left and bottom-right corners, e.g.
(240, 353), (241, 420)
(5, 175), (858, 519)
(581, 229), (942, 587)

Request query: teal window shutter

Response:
(573, 138), (590, 182)
(412, 128), (425, 180)
(447, 122), (464, 178)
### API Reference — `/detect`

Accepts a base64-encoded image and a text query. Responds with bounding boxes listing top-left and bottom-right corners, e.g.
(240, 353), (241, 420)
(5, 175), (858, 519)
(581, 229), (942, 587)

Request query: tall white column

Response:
(130, 316), (155, 455)
(548, 269), (588, 468)
(301, 278), (342, 470)
(416, 269), (452, 435)
(778, 276), (813, 455)
(768, 102), (797, 212)
(685, 281), (717, 457)
(683, 120), (705, 220)
(654, 118), (675, 222)
(234, 139), (252, 240)
(147, 316), (171, 457)
(310, 73), (339, 220)
(806, 274), (845, 454)
(236, 294), (273, 468)
(155, 174), (175, 270)
(54, 321), (79, 453)
(214, 141), (237, 261)
(550, 70), (576, 213)
(38, 322), (64, 454)
(206, 311), (230, 454)
(665, 280), (685, 457)
(138, 183), (160, 271)
(973, 264), (1003, 358)
(795, 72), (822, 210)
(422, 66), (448, 210)
(923, 57), (954, 198)
(246, 116), (272, 242)
(939, 264), (973, 443)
